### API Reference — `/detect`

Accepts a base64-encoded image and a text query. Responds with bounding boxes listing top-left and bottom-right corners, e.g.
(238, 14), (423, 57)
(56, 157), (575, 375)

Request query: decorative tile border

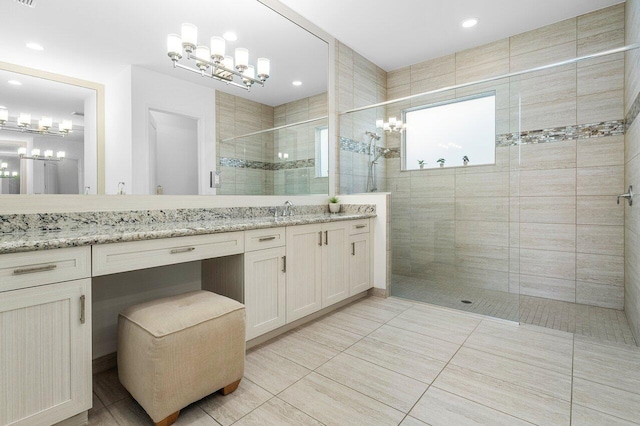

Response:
(0, 204), (375, 234)
(496, 120), (626, 147)
(219, 157), (314, 171)
(626, 90), (640, 131)
(340, 137), (398, 158)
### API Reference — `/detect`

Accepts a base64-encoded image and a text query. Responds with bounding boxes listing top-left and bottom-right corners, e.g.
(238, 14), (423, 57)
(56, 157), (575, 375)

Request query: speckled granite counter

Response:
(0, 207), (376, 254)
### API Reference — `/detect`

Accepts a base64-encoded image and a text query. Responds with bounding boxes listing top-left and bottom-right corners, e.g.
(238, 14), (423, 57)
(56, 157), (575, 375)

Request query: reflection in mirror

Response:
(0, 70), (97, 194)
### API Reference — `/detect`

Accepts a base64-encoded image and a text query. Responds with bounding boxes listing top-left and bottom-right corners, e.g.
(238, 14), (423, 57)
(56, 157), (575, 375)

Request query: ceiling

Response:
(279, 0), (624, 71)
(0, 0), (328, 107)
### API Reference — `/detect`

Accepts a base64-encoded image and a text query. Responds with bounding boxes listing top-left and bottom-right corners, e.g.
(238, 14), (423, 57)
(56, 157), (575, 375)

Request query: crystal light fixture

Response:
(376, 117), (406, 133)
(167, 24), (270, 91)
(0, 108), (72, 137)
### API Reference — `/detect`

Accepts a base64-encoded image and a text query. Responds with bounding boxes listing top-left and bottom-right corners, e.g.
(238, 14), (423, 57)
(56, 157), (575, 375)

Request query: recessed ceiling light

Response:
(26, 42), (44, 51)
(461, 18), (478, 28)
(8, 80), (22, 86)
(292, 80), (302, 86)
(223, 31), (237, 41)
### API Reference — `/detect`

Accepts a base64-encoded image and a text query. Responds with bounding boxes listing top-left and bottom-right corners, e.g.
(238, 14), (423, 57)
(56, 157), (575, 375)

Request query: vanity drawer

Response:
(0, 246), (91, 292)
(348, 219), (370, 235)
(92, 232), (245, 276)
(245, 228), (286, 252)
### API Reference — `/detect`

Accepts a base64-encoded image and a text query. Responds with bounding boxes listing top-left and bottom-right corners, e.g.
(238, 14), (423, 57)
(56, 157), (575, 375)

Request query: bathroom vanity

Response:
(0, 207), (374, 425)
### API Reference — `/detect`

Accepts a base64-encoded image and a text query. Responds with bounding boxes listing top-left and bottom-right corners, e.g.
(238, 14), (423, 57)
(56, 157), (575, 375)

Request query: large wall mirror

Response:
(0, 0), (329, 196)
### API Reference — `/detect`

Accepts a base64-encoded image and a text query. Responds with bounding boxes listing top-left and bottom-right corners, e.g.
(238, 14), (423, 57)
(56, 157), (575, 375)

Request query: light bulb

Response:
(235, 48), (249, 70)
(31, 148), (40, 157)
(0, 162), (7, 169)
(39, 116), (52, 129)
(56, 151), (65, 159)
(3, 171), (9, 177)
(210, 36), (225, 61)
(181, 23), (198, 51)
(388, 117), (397, 126)
(0, 108), (7, 122)
(18, 113), (31, 126)
(195, 45), (210, 70)
(257, 58), (270, 79)
(18, 147), (27, 155)
(11, 171), (17, 177)
(60, 119), (72, 132)
(223, 55), (234, 70)
(167, 34), (182, 59)
(376, 119), (383, 128)
(44, 149), (53, 157)
(243, 65), (255, 79)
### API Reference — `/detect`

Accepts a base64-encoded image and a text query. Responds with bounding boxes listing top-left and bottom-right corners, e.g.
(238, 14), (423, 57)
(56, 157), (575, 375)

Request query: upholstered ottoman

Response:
(117, 290), (245, 426)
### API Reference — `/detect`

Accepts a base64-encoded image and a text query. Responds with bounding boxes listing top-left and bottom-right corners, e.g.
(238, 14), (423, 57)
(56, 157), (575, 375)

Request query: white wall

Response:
(105, 66), (132, 195)
(130, 66), (216, 195)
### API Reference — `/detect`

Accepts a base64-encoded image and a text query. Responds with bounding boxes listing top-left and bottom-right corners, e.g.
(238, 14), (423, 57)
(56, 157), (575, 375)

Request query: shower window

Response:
(315, 126), (329, 177)
(403, 92), (496, 170)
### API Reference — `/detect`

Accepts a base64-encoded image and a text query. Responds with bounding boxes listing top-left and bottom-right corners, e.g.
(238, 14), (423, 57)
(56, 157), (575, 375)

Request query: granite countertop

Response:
(0, 212), (376, 254)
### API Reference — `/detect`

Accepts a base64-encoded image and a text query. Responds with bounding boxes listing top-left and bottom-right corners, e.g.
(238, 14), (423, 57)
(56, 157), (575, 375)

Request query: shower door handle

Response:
(617, 185), (633, 206)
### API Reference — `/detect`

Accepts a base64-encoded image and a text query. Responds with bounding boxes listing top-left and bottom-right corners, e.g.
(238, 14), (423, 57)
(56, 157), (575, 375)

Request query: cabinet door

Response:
(244, 246), (286, 340)
(0, 279), (92, 426)
(350, 233), (371, 295)
(286, 224), (323, 322)
(321, 222), (350, 307)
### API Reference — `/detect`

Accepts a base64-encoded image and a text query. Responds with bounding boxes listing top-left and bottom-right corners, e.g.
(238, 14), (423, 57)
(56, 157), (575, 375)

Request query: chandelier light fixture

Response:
(167, 23), (270, 91)
(17, 147), (65, 161)
(0, 161), (18, 178)
(0, 108), (72, 137)
(376, 117), (406, 133)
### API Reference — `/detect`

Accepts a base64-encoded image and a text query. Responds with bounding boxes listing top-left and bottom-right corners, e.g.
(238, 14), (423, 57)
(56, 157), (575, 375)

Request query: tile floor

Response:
(391, 274), (637, 346)
(89, 296), (640, 425)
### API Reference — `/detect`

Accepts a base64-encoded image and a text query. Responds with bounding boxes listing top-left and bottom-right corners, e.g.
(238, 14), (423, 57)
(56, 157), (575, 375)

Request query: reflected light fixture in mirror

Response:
(376, 117), (406, 133)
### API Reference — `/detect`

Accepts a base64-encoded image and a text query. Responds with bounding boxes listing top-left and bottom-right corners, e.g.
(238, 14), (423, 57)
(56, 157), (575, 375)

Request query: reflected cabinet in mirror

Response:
(0, 0), (329, 196)
(0, 69), (98, 194)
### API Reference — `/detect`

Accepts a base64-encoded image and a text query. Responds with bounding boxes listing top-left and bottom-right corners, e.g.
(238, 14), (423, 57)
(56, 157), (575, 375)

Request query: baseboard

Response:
(53, 411), (88, 426)
(92, 352), (117, 375)
(368, 287), (388, 298)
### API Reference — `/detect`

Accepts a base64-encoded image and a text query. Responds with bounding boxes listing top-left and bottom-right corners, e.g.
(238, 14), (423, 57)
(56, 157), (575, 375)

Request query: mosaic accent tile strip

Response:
(340, 137), (398, 158)
(219, 157), (315, 171)
(495, 120), (625, 147)
(626, 90), (640, 131)
(0, 204), (375, 234)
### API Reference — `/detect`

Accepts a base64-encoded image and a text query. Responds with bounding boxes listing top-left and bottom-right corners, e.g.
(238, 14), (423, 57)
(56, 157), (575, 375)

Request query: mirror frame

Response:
(0, 60), (106, 194)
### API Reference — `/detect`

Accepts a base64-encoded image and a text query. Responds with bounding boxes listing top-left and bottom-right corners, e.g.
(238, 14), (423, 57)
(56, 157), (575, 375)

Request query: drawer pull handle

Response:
(259, 236), (276, 242)
(325, 230), (328, 245)
(282, 256), (287, 273)
(318, 231), (323, 246)
(170, 247), (196, 254)
(352, 242), (356, 255)
(80, 295), (86, 324)
(13, 264), (57, 275)
(356, 224), (366, 229)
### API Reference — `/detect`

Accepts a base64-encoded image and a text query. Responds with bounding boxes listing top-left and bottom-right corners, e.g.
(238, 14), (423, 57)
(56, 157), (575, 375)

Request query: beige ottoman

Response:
(117, 290), (245, 426)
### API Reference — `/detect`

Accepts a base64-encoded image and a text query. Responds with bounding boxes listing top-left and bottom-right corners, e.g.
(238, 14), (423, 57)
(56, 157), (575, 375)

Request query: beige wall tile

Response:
(577, 224), (624, 256)
(577, 28), (625, 56)
(455, 244), (509, 272)
(411, 73), (456, 95)
(455, 197), (509, 222)
(577, 59), (624, 96)
(577, 196), (623, 226)
(519, 223), (576, 252)
(510, 18), (577, 57)
(519, 274), (576, 303)
(455, 172), (509, 197)
(576, 253), (624, 286)
(576, 281), (624, 309)
(519, 197), (576, 224)
(410, 172), (455, 198)
(456, 39), (510, 69)
(519, 168), (576, 197)
(511, 98), (577, 131)
(511, 141), (576, 170)
(577, 165), (624, 195)
(520, 248), (576, 280)
(577, 90), (624, 123)
(577, 3), (625, 39)
(509, 68), (576, 107)
(510, 42), (577, 73)
(456, 59), (509, 85)
(410, 54), (455, 83)
(455, 220), (509, 247)
(577, 135), (624, 167)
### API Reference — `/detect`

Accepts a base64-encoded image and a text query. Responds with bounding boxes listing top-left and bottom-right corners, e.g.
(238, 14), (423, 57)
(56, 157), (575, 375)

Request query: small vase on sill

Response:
(329, 203), (341, 213)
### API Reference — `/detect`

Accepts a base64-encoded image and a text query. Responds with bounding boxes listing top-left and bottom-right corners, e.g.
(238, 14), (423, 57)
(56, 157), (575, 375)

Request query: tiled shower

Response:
(340, 3), (640, 344)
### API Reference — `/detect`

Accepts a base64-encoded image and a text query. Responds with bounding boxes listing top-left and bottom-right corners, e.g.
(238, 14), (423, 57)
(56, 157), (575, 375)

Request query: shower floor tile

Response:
(391, 274), (637, 346)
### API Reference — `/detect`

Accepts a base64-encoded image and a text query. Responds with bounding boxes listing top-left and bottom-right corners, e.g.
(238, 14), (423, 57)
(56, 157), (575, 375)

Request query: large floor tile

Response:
(339, 302), (403, 323)
(260, 332), (340, 370)
(387, 306), (480, 345)
(316, 353), (428, 413)
(198, 379), (272, 426)
(291, 320), (363, 351)
(279, 372), (405, 426)
(367, 324), (461, 362)
(244, 347), (311, 394)
(449, 346), (572, 401)
(573, 378), (640, 424)
(573, 339), (640, 394)
(345, 337), (446, 384)
(233, 397), (322, 426)
(433, 364), (571, 425)
(316, 310), (383, 336)
(92, 368), (130, 406)
(409, 387), (532, 426)
(399, 416), (429, 426)
(108, 397), (218, 425)
(464, 320), (574, 374)
(87, 407), (118, 426)
(571, 404), (637, 425)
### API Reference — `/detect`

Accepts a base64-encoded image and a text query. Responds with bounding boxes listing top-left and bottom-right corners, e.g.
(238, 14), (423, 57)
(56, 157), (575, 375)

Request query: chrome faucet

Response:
(283, 200), (294, 217)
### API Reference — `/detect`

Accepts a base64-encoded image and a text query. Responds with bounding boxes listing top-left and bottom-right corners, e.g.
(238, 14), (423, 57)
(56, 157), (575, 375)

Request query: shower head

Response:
(365, 131), (381, 141)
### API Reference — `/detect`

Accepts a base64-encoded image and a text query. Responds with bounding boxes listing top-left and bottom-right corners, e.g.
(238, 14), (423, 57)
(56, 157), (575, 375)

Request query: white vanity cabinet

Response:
(243, 229), (287, 340)
(0, 247), (92, 426)
(321, 221), (350, 308)
(349, 232), (371, 295)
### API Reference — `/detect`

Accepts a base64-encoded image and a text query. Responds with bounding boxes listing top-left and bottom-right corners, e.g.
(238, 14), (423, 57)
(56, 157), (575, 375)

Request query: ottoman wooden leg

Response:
(221, 379), (242, 395)
(155, 410), (180, 426)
